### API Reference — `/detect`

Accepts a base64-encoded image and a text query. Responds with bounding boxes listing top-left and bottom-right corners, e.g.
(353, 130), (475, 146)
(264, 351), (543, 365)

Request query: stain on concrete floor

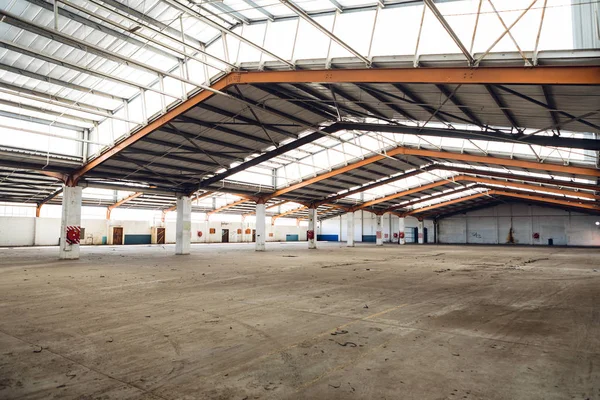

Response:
(0, 243), (598, 399)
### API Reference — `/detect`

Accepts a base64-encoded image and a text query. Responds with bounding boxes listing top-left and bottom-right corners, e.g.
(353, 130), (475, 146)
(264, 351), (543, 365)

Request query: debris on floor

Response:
(330, 330), (348, 336)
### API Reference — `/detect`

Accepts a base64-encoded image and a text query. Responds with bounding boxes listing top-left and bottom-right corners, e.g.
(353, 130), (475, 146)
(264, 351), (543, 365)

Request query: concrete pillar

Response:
(418, 219), (424, 244)
(376, 214), (383, 246)
(347, 212), (355, 247)
(255, 202), (266, 251)
(175, 194), (191, 255)
(398, 217), (406, 245)
(59, 185), (82, 260)
(307, 207), (317, 249)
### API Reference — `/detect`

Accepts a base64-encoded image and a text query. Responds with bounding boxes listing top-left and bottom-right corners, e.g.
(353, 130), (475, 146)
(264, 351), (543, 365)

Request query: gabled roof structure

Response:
(1, 0), (598, 219)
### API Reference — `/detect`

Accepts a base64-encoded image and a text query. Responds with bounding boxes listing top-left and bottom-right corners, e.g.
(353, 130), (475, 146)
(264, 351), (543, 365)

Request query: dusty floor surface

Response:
(0, 242), (598, 400)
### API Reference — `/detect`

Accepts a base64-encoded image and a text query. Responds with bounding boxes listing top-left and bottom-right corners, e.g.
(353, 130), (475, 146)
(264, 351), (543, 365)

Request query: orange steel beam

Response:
(70, 76), (235, 183)
(353, 179), (455, 211)
(360, 175), (600, 210)
(271, 205), (308, 225)
(319, 165), (600, 206)
(488, 190), (600, 212)
(234, 67), (600, 86)
(36, 187), (64, 217)
(315, 165), (437, 205)
(405, 189), (600, 217)
(70, 66), (600, 184)
(403, 191), (491, 216)
(323, 203), (350, 212)
(206, 198), (249, 217)
(267, 200), (289, 210)
(271, 147), (600, 199)
(385, 184), (480, 213)
(459, 176), (600, 201)
(356, 174), (599, 211)
(434, 165), (600, 192)
(393, 148), (600, 177)
(106, 192), (143, 219)
(38, 170), (68, 182)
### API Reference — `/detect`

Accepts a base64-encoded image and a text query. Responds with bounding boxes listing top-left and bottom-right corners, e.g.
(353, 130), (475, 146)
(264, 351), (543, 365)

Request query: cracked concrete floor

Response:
(0, 242), (598, 400)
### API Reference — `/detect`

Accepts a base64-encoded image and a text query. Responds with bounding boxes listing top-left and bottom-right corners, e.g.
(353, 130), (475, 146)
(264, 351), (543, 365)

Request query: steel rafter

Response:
(355, 84), (419, 122)
(232, 67), (600, 86)
(405, 189), (600, 217)
(434, 84), (484, 127)
(339, 122), (600, 151)
(207, 198), (250, 217)
(106, 192), (143, 219)
(485, 85), (521, 133)
(496, 85), (600, 132)
(174, 114), (275, 146)
(360, 174), (599, 211)
(268, 145), (600, 200)
(65, 66), (600, 185)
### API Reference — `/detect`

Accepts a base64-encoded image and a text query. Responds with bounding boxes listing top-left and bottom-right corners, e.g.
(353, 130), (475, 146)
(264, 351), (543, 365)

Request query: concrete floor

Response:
(0, 242), (598, 400)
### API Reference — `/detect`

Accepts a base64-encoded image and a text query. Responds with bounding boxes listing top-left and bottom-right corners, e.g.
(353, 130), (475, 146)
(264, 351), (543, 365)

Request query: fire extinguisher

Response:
(399, 232), (405, 239)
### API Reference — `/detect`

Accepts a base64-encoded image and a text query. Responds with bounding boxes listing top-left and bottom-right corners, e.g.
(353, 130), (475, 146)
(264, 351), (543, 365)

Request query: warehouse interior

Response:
(0, 0), (599, 398)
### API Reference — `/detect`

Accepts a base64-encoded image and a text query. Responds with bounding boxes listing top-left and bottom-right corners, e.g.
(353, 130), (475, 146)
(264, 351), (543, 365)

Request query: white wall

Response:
(0, 217), (35, 246)
(321, 211), (434, 243)
(0, 216), (309, 247)
(438, 203), (600, 246)
(4, 203), (597, 247)
(165, 219), (308, 244)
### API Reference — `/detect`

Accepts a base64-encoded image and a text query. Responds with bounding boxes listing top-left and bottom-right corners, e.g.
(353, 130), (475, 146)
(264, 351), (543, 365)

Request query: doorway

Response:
(252, 229), (256, 242)
(156, 227), (165, 244)
(113, 227), (123, 245)
(221, 229), (229, 243)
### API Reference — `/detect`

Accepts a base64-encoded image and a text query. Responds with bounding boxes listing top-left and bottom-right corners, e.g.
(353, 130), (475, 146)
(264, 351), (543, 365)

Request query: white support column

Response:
(175, 194), (191, 255)
(307, 207), (317, 249)
(399, 217), (406, 245)
(255, 202), (266, 251)
(375, 214), (383, 246)
(59, 185), (82, 260)
(346, 212), (355, 247)
(418, 219), (425, 244)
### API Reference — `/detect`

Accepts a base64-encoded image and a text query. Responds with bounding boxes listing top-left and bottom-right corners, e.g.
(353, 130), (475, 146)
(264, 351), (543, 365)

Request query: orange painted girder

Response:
(490, 190), (600, 212)
(404, 191), (489, 215)
(274, 147), (600, 200)
(272, 205), (308, 222)
(72, 65), (600, 183)
(355, 179), (453, 210)
(233, 66), (600, 86)
(108, 192), (143, 211)
(362, 175), (599, 212)
(404, 189), (600, 216)
(460, 176), (600, 200)
(207, 198), (248, 216)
